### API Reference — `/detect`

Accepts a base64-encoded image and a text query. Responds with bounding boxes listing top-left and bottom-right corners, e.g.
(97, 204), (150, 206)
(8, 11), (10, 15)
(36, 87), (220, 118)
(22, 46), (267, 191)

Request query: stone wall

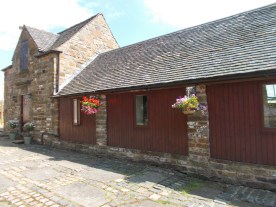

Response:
(4, 28), (41, 132)
(42, 85), (276, 191)
(31, 53), (59, 138)
(57, 14), (119, 88)
(3, 27), (59, 139)
(96, 94), (107, 146)
(4, 15), (118, 139)
(42, 136), (276, 191)
(186, 85), (210, 175)
(0, 100), (3, 126)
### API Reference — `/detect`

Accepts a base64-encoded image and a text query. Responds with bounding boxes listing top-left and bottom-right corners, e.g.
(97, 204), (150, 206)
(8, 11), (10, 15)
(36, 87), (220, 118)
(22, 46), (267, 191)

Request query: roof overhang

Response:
(1, 65), (13, 72)
(53, 69), (276, 98)
(34, 50), (62, 58)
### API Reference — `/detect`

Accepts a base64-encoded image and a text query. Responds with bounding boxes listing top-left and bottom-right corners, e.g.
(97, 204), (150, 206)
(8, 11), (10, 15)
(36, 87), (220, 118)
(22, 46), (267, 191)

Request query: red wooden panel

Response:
(59, 97), (96, 144)
(107, 87), (188, 155)
(207, 81), (276, 166)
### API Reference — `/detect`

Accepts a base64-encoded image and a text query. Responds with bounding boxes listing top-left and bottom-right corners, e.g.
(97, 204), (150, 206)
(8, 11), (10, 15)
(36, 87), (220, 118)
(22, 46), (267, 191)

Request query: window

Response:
(73, 99), (80, 125)
(135, 95), (148, 126)
(20, 40), (28, 71)
(263, 84), (276, 128)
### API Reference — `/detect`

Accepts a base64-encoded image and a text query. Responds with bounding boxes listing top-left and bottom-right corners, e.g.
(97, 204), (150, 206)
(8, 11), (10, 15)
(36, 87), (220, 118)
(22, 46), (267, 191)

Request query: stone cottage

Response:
(2, 14), (118, 137)
(2, 4), (276, 190)
(53, 4), (275, 190)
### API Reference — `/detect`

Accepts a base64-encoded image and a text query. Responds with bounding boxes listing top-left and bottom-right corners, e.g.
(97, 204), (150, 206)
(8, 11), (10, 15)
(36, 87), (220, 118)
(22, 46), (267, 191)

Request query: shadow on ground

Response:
(0, 135), (273, 207)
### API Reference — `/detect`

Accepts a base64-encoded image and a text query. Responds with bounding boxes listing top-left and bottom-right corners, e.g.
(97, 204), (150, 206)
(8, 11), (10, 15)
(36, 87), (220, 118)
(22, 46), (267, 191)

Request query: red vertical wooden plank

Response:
(107, 87), (188, 155)
(228, 84), (236, 161)
(208, 80), (276, 166)
(267, 134), (273, 165)
(219, 85), (225, 159)
(207, 85), (217, 158)
(244, 83), (251, 163)
(224, 84), (230, 159)
(59, 97), (96, 144)
(247, 83), (256, 163)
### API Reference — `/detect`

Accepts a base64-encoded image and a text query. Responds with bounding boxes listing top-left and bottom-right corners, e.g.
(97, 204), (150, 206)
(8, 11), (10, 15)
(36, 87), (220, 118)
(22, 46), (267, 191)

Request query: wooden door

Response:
(21, 95), (30, 125)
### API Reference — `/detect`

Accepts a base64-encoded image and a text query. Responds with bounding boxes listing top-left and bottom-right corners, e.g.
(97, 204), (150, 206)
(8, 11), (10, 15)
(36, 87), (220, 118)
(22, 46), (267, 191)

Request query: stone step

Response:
(12, 140), (24, 144)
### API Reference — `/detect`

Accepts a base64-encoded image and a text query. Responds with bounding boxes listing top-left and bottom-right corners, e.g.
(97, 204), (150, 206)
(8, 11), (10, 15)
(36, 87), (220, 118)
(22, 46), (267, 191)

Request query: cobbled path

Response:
(0, 135), (275, 207)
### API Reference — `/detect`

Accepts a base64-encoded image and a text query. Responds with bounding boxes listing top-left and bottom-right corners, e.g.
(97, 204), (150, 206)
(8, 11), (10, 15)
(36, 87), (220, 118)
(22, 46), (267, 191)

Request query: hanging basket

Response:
(182, 110), (195, 115)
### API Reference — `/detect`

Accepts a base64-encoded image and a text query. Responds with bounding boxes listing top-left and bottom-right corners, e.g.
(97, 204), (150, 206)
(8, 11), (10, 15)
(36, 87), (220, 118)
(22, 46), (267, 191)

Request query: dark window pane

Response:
(20, 41), (28, 71)
(263, 84), (276, 128)
(136, 95), (148, 126)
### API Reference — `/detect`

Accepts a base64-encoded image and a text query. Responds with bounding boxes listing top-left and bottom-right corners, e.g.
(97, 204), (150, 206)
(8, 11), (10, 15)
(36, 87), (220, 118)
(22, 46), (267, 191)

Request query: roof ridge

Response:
(49, 13), (101, 50)
(57, 13), (101, 34)
(100, 3), (276, 56)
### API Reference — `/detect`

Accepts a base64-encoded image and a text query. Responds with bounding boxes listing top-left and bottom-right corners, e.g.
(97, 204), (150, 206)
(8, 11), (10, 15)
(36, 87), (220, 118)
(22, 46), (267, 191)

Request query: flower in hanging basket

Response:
(80, 96), (100, 115)
(172, 95), (206, 115)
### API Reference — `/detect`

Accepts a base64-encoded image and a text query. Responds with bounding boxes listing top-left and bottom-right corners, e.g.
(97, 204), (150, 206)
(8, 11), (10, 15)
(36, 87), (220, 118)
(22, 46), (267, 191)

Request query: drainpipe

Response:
(55, 53), (60, 93)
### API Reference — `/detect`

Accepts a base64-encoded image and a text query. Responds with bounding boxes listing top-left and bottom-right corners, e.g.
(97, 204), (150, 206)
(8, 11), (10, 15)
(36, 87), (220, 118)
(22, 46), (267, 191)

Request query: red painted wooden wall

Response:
(207, 81), (276, 166)
(59, 97), (96, 144)
(107, 87), (188, 155)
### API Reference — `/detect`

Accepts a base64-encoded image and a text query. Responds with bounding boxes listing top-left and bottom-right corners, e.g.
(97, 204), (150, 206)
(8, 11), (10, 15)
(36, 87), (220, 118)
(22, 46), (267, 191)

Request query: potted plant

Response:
(172, 94), (206, 115)
(7, 120), (19, 140)
(23, 122), (35, 144)
(80, 96), (100, 115)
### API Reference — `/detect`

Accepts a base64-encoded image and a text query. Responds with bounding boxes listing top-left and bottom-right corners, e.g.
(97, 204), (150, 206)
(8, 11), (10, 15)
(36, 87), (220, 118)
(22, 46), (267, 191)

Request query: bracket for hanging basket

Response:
(182, 110), (195, 115)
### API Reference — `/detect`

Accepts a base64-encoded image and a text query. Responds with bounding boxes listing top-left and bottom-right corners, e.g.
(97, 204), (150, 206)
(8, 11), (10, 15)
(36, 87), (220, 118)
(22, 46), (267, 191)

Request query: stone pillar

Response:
(187, 85), (210, 169)
(96, 94), (107, 146)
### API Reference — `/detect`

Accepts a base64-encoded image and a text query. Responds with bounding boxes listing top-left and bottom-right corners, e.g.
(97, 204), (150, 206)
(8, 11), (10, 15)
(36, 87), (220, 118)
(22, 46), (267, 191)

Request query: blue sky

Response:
(0, 0), (275, 100)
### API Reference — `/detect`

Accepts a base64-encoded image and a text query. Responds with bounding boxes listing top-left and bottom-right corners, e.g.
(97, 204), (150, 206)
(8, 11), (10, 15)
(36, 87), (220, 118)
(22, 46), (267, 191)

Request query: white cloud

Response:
(0, 0), (96, 51)
(144, 0), (276, 29)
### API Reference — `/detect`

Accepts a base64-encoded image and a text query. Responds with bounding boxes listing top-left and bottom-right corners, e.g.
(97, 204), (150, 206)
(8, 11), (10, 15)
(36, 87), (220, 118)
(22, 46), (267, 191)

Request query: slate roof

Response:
(57, 3), (276, 96)
(25, 26), (58, 52)
(49, 14), (98, 50)
(25, 14), (99, 53)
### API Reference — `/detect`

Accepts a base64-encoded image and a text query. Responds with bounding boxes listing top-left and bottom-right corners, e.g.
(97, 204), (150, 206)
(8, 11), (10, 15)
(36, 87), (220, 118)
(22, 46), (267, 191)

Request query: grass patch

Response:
(179, 179), (203, 196)
(157, 199), (175, 206)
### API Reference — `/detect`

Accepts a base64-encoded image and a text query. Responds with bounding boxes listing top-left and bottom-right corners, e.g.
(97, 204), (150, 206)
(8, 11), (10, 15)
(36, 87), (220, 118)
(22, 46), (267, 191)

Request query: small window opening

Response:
(136, 95), (148, 126)
(20, 40), (28, 71)
(263, 84), (276, 128)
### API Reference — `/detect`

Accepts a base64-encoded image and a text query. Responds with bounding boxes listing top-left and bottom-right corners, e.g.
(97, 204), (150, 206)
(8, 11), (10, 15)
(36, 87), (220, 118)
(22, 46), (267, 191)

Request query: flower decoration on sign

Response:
(172, 94), (206, 115)
(80, 96), (100, 115)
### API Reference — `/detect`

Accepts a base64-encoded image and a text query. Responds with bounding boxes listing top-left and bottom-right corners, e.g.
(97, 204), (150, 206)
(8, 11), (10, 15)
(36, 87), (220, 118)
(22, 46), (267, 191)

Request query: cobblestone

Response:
(0, 136), (275, 206)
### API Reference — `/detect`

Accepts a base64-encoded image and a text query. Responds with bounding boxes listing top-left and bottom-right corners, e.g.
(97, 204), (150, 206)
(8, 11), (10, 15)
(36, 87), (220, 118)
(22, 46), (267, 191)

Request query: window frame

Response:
(134, 93), (149, 128)
(261, 81), (276, 133)
(20, 40), (29, 71)
(73, 98), (81, 126)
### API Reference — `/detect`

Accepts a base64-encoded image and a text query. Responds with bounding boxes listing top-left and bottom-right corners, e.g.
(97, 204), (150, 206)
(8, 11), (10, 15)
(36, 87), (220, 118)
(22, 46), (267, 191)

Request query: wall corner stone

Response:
(187, 84), (210, 164)
(96, 94), (107, 146)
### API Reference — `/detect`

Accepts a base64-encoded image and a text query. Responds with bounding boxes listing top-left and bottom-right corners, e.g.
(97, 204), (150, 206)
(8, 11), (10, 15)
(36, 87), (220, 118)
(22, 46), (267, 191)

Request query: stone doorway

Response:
(21, 95), (30, 129)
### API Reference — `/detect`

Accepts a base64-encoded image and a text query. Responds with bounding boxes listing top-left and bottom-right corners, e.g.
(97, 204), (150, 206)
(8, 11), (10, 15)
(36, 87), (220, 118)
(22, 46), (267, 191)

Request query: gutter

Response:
(55, 53), (60, 93)
(34, 50), (62, 58)
(52, 69), (276, 98)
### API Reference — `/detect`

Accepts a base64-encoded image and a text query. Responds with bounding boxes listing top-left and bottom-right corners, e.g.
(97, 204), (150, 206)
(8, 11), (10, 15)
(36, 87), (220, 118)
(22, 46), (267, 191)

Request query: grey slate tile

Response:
(57, 4), (276, 96)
